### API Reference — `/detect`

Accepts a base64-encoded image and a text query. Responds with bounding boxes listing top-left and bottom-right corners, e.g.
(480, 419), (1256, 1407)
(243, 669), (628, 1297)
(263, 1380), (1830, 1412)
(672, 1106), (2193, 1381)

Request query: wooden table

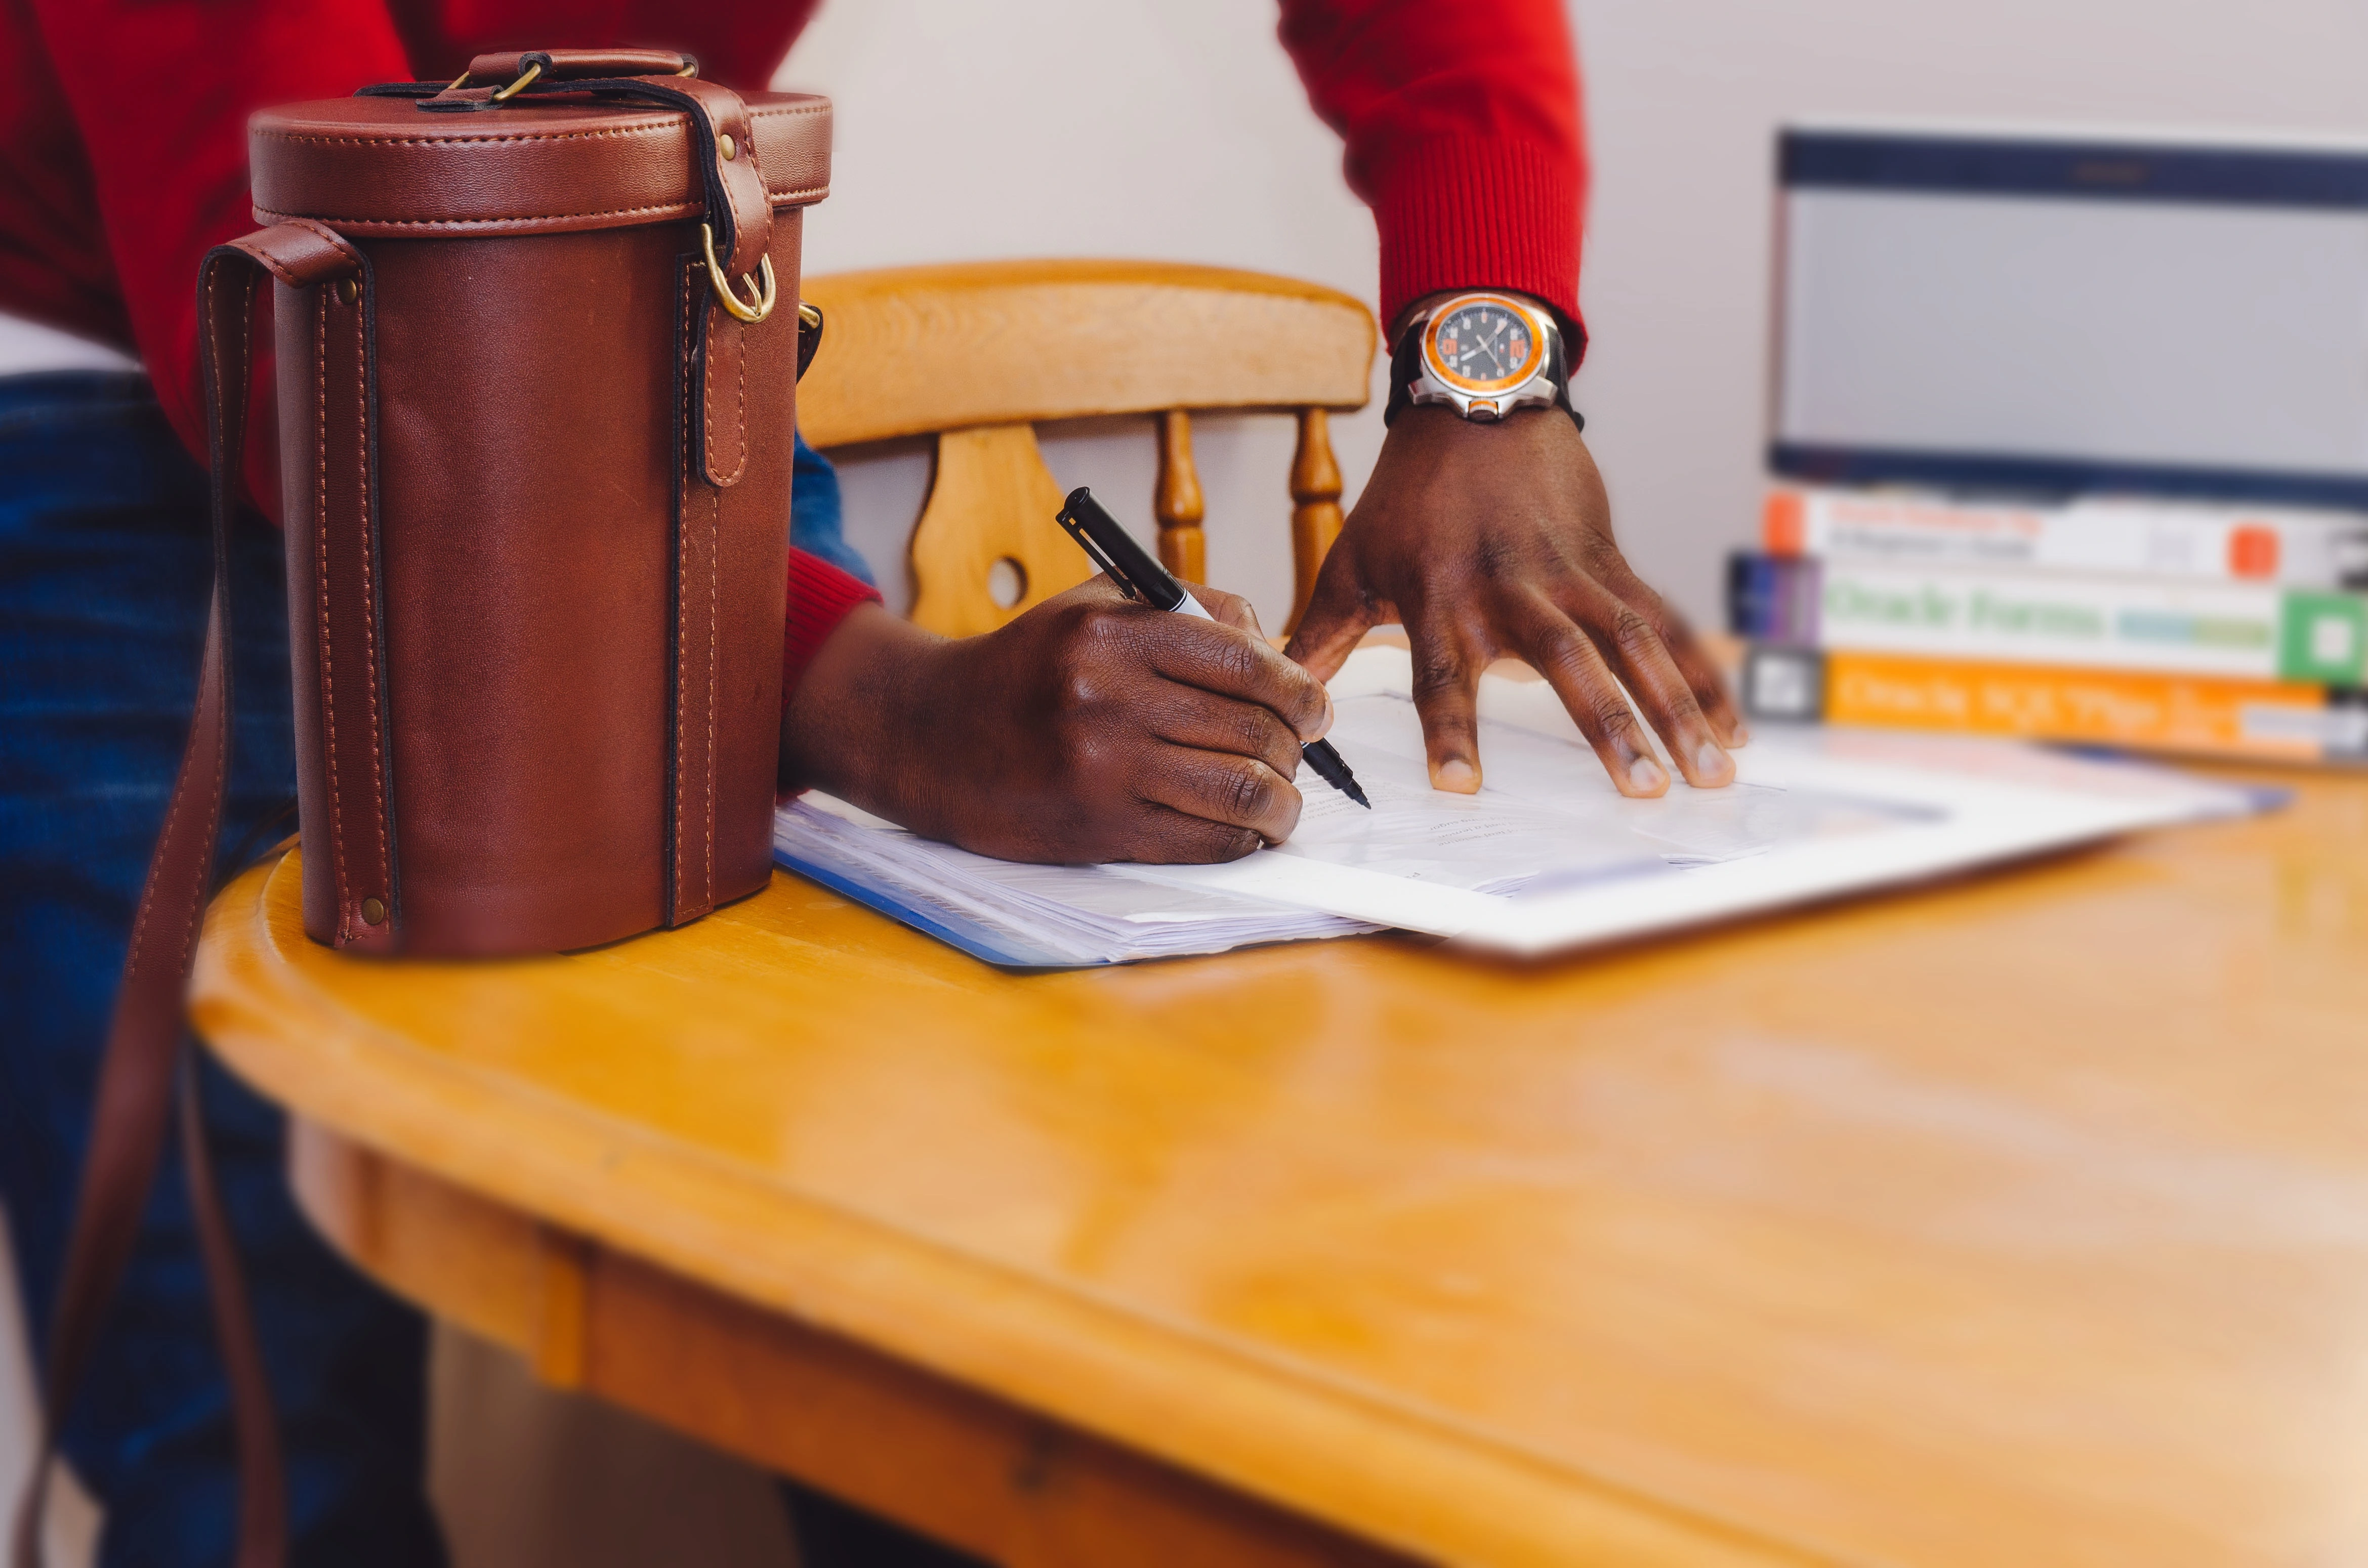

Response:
(191, 767), (2368, 1568)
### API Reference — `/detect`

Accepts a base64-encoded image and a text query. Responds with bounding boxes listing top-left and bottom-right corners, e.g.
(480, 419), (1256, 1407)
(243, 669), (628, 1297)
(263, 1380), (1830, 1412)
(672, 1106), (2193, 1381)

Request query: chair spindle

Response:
(1287, 406), (1345, 633)
(1153, 409), (1206, 583)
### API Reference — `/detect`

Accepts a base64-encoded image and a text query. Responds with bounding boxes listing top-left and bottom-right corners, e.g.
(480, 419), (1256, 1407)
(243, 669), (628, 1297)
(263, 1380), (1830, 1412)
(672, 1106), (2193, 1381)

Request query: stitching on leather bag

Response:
(315, 286), (353, 942)
(676, 268), (697, 916)
(352, 292), (392, 918)
(255, 124), (678, 148)
(251, 187), (827, 227)
(701, 315), (746, 488)
(256, 201), (694, 227)
(234, 220), (355, 287)
(679, 274), (719, 913)
(706, 482), (718, 906)
(701, 322), (719, 483)
(234, 231), (305, 288)
(253, 101), (825, 150)
(245, 254), (304, 288)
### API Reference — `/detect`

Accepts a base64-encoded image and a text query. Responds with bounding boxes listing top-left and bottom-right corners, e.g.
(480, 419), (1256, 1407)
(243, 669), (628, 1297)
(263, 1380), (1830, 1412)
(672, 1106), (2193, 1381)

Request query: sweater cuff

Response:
(1373, 137), (1586, 364)
(783, 547), (883, 702)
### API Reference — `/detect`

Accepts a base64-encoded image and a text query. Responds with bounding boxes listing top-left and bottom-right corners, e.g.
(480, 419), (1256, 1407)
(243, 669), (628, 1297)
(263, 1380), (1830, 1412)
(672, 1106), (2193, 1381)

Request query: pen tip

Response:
(1349, 785), (1372, 809)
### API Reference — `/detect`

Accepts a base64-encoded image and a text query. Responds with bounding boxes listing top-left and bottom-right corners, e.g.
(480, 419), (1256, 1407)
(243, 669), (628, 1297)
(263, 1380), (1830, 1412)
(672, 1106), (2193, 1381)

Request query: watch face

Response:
(1424, 295), (1546, 393)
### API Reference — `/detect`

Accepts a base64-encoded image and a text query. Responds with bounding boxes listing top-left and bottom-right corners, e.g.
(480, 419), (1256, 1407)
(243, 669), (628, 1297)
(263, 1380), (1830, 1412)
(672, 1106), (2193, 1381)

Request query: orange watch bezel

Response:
(1421, 293), (1549, 395)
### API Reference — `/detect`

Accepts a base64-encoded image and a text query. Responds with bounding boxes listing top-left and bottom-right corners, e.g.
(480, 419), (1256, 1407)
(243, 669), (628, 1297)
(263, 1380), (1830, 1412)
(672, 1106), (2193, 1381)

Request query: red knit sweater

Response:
(1, 0), (1586, 688)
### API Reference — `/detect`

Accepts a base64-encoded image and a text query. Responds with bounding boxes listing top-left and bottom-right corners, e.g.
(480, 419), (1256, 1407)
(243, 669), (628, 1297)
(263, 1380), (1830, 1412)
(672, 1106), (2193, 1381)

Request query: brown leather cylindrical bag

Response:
(243, 49), (832, 955)
(14, 52), (829, 1568)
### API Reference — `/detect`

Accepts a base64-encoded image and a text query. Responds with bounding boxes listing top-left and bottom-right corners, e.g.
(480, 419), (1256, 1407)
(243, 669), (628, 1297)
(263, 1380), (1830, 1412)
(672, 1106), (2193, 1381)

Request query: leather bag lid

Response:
(249, 91), (830, 237)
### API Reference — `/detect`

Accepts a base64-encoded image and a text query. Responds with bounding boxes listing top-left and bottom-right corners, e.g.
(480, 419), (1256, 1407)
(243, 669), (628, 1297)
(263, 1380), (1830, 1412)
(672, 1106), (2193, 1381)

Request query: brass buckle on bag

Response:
(701, 224), (777, 324)
(490, 61), (544, 101)
(441, 59), (545, 99)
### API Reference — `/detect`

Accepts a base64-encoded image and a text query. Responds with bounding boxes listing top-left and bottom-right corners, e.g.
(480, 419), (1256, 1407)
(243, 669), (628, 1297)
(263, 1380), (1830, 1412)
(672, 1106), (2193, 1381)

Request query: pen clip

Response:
(1055, 501), (1146, 603)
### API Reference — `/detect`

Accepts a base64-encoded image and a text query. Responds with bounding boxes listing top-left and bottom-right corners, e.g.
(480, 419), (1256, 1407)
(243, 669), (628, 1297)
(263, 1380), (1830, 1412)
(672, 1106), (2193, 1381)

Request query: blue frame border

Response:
(1775, 128), (2368, 509)
(1781, 128), (2368, 209)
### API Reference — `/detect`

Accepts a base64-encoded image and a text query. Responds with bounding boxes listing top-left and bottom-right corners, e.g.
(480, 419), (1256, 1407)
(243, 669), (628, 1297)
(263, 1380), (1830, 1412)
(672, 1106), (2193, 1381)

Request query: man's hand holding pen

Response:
(781, 581), (1333, 866)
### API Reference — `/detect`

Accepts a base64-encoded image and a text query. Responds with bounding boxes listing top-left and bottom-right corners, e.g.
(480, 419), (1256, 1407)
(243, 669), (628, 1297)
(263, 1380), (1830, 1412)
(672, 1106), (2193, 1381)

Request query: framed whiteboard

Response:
(1772, 123), (2368, 510)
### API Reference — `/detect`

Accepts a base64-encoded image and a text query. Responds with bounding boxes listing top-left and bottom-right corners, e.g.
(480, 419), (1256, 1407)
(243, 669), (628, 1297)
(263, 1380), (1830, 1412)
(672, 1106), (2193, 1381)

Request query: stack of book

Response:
(1728, 487), (2368, 764)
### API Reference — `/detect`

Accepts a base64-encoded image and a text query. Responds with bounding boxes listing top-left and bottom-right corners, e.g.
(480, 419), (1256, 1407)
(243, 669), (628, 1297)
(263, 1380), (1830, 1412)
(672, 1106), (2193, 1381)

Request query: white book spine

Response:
(1768, 487), (2368, 587)
(1813, 562), (2368, 682)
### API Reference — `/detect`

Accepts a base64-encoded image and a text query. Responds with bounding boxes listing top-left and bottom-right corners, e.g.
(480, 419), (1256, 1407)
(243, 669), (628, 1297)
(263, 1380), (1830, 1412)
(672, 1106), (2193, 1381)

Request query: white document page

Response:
(1119, 646), (2258, 956)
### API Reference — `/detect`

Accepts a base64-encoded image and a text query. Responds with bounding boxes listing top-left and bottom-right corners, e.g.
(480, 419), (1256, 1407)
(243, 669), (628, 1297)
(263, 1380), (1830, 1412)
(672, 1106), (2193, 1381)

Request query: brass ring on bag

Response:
(700, 224), (777, 323)
(490, 61), (544, 101)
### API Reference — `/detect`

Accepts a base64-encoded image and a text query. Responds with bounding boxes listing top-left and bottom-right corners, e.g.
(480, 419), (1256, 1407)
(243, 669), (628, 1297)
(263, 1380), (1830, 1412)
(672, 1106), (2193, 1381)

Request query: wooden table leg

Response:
(289, 1119), (1424, 1568)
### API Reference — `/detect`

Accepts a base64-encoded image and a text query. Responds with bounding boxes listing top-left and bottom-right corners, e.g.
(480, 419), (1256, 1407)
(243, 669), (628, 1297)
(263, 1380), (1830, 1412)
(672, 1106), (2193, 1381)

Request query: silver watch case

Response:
(1402, 292), (1566, 422)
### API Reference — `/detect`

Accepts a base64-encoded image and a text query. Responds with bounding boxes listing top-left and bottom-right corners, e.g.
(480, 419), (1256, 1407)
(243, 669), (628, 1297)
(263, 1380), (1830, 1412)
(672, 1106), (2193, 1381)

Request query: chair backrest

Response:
(798, 260), (1375, 637)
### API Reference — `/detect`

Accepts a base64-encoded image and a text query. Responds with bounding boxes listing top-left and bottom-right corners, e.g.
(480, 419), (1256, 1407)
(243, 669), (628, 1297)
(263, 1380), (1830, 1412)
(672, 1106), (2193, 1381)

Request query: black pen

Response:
(1054, 486), (1370, 809)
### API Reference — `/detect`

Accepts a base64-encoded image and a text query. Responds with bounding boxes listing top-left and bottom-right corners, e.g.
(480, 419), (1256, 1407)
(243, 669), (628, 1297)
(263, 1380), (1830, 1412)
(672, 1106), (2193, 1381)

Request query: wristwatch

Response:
(1385, 291), (1580, 429)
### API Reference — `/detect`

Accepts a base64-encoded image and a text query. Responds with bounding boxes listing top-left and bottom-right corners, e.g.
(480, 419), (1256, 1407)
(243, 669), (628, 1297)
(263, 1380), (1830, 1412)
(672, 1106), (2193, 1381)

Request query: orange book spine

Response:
(1822, 651), (2330, 760)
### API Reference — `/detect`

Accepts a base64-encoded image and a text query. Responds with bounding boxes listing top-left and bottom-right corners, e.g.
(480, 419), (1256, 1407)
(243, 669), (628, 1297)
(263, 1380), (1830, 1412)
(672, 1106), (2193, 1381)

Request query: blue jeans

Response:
(0, 371), (441, 1565)
(1, 368), (987, 1566)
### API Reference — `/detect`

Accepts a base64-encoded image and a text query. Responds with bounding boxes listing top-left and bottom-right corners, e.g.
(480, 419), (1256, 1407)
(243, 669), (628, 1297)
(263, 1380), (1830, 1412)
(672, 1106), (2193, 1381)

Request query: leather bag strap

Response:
(463, 46), (695, 81)
(9, 221), (362, 1568)
(281, 227), (400, 952)
(355, 62), (800, 491)
(362, 64), (777, 305)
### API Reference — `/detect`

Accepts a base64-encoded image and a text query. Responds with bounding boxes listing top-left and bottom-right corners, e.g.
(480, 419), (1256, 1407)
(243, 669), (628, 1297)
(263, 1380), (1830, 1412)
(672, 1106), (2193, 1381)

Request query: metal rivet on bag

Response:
(335, 278), (360, 305)
(361, 897), (386, 925)
(718, 133), (737, 161)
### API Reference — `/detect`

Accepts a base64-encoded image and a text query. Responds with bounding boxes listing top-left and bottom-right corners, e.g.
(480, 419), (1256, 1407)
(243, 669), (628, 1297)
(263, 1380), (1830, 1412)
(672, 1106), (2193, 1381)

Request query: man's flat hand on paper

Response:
(1286, 403), (1746, 798)
(783, 579), (1333, 864)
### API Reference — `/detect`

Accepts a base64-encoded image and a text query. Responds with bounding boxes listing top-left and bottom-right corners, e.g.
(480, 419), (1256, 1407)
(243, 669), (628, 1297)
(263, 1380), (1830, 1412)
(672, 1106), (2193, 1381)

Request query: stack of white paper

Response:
(775, 646), (2263, 966)
(774, 795), (1378, 966)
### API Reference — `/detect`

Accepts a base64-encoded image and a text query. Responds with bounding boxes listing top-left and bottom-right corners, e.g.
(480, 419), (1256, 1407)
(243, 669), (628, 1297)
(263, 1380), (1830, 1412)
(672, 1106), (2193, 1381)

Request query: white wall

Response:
(782, 0), (2368, 632)
(775, 0), (1390, 626)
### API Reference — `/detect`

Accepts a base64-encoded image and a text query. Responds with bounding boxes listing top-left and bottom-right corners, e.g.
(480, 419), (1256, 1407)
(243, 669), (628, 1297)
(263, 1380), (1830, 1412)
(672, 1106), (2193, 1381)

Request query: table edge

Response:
(191, 850), (1837, 1568)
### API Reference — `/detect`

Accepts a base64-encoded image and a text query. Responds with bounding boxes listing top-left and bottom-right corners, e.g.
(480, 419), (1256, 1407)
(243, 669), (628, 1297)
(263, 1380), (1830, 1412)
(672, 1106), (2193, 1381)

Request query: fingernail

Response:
(1729, 719), (1752, 747)
(1311, 692), (1335, 741)
(1694, 739), (1734, 784)
(1434, 758), (1479, 793)
(1627, 755), (1668, 794)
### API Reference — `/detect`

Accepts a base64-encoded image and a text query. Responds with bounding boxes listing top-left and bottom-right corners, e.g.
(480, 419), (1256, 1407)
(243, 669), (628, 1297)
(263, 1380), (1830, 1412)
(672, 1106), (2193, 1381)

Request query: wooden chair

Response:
(796, 260), (1376, 637)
